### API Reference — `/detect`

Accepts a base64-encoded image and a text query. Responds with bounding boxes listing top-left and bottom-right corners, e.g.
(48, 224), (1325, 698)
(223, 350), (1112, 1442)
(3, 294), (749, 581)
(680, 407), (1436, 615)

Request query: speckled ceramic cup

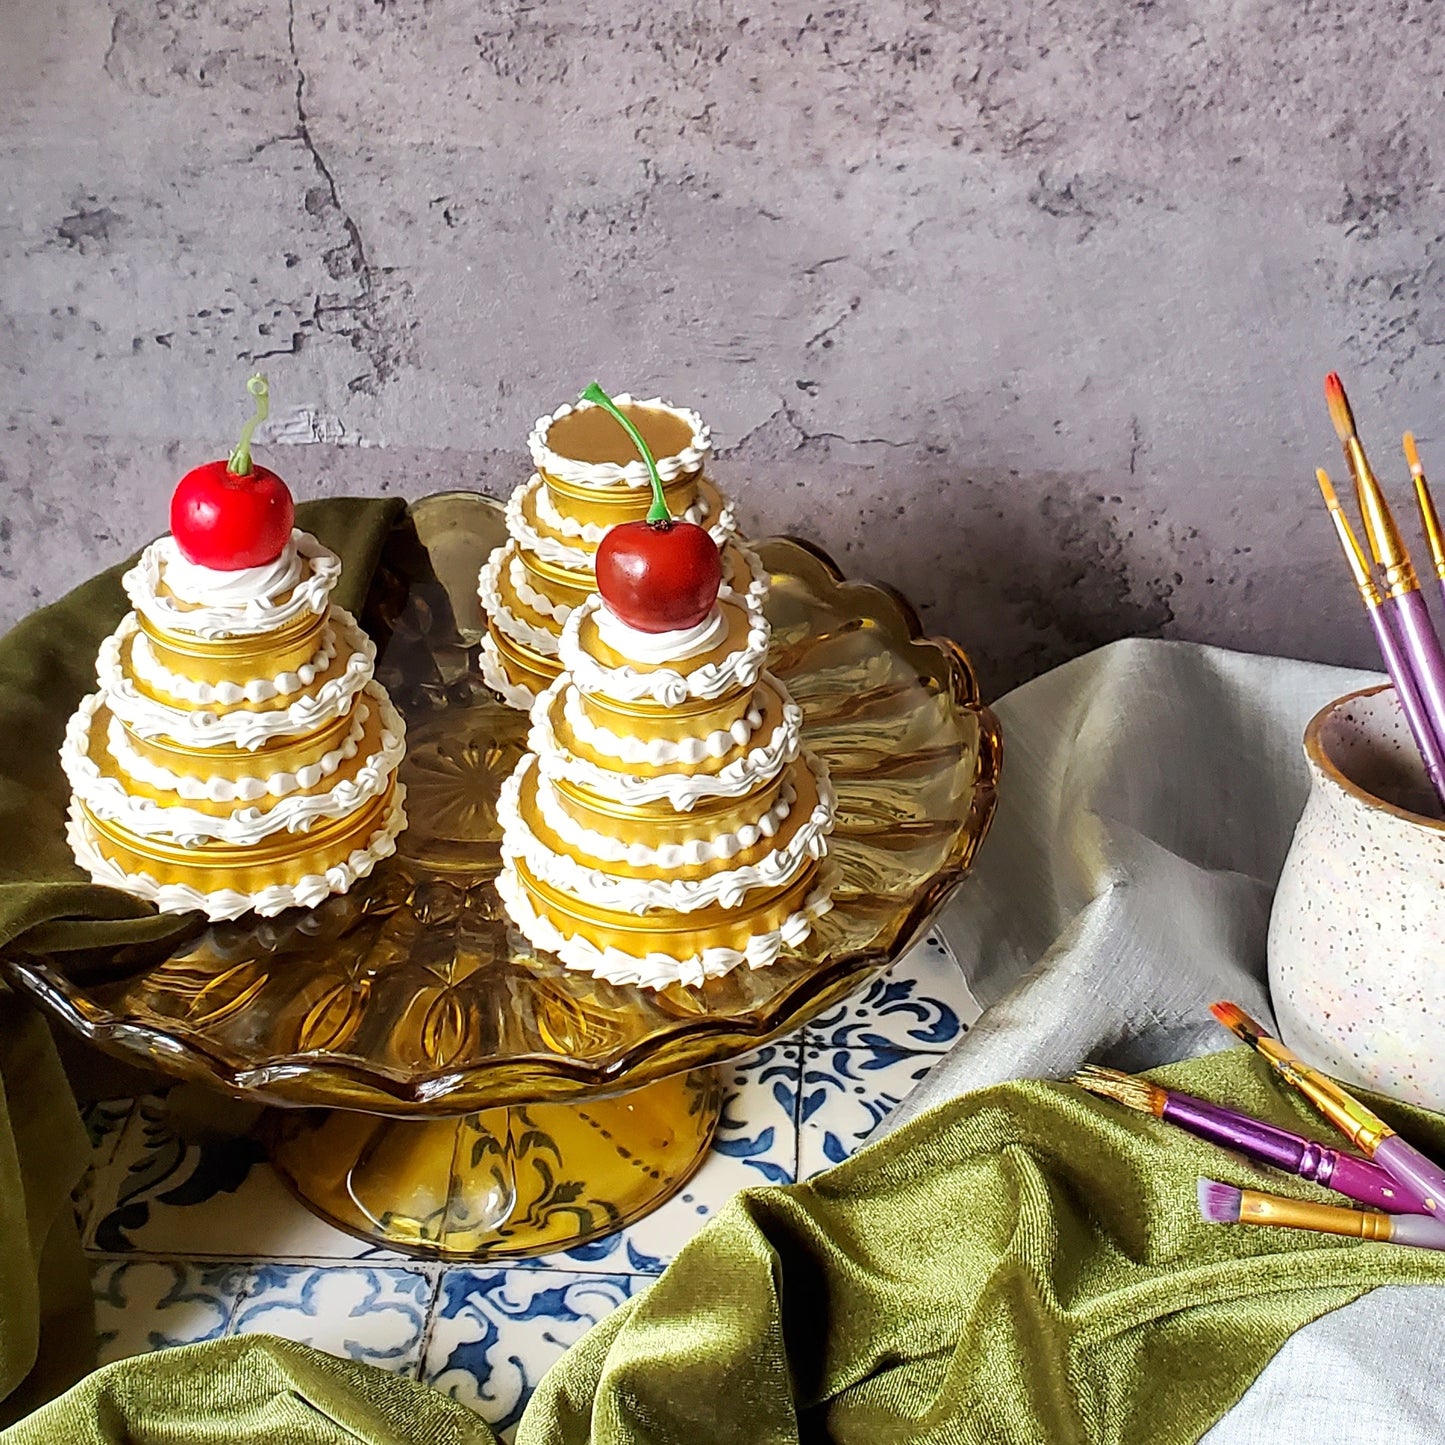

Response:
(1269, 684), (1445, 1109)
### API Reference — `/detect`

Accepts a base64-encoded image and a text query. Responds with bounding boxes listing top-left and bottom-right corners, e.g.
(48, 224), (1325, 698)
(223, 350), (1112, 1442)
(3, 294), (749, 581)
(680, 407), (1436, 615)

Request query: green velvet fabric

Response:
(1, 1335), (496, 1444)
(514, 1048), (1445, 1445)
(2, 513), (1444, 1442)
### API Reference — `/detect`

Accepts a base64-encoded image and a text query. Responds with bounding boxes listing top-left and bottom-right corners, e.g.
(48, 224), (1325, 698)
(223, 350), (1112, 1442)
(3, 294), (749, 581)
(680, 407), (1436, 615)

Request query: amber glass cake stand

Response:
(4, 494), (1000, 1259)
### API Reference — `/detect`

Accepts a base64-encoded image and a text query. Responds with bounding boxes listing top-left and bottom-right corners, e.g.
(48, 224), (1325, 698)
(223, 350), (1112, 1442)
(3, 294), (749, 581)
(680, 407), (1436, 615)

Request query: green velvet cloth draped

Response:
(1, 502), (1444, 1442)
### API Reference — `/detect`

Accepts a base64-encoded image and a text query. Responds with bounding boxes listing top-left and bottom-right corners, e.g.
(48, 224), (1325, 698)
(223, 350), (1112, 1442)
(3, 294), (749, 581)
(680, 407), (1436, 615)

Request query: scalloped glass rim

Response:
(3, 493), (1002, 1112)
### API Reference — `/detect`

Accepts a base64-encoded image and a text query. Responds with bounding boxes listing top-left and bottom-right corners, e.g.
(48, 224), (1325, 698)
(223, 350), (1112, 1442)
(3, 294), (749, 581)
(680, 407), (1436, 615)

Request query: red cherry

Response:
(170, 461), (295, 570)
(596, 520), (722, 633)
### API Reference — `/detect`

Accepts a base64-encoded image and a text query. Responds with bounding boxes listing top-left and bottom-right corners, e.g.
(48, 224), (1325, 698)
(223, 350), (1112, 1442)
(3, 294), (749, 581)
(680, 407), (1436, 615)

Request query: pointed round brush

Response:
(1316, 466), (1445, 804)
(1075, 1065), (1428, 1213)
(1322, 372), (1445, 783)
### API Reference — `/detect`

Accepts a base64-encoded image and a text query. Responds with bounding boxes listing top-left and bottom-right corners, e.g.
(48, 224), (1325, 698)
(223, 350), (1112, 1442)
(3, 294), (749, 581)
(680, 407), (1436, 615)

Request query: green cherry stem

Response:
(580, 382), (670, 524)
(227, 373), (271, 477)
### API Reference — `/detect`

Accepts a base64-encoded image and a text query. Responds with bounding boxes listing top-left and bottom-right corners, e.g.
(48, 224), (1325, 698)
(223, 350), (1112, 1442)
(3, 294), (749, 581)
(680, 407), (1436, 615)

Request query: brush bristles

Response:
(1316, 467), (1341, 509)
(1072, 1065), (1165, 1116)
(1405, 432), (1424, 478)
(1208, 1000), (1266, 1046)
(1197, 1178), (1243, 1225)
(1324, 371), (1357, 443)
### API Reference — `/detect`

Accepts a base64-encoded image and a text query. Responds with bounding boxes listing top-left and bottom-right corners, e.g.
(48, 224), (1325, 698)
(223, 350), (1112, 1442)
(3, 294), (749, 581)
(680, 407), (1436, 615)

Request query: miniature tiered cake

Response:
(479, 389), (766, 709)
(497, 388), (835, 988)
(61, 377), (407, 921)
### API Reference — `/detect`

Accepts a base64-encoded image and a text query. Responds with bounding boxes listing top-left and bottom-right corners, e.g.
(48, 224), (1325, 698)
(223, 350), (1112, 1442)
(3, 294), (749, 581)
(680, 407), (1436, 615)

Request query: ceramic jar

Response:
(1269, 684), (1445, 1109)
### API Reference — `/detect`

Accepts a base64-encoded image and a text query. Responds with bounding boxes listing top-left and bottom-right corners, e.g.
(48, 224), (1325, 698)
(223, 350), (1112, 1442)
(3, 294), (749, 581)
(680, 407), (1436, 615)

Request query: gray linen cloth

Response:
(898, 637), (1445, 1444)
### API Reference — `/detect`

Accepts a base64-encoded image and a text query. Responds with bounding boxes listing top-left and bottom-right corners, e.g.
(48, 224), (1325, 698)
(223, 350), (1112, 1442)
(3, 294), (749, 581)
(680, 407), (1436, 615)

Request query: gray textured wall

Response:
(3, 1), (1442, 695)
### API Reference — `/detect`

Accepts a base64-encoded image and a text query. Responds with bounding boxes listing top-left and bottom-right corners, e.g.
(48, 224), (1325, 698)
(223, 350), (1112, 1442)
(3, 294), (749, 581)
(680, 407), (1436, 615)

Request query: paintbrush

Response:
(1210, 1001), (1445, 1216)
(1317, 466), (1445, 804)
(1405, 431), (1445, 616)
(1075, 1065), (1430, 1213)
(1325, 373), (1445, 762)
(1197, 1178), (1445, 1252)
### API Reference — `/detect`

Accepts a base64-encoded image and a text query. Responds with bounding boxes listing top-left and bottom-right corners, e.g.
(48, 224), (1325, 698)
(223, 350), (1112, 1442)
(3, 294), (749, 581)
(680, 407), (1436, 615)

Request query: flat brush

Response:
(1325, 372), (1445, 763)
(1075, 1065), (1428, 1214)
(1210, 1001), (1445, 1215)
(1405, 432), (1445, 612)
(1317, 468), (1445, 804)
(1198, 1178), (1445, 1252)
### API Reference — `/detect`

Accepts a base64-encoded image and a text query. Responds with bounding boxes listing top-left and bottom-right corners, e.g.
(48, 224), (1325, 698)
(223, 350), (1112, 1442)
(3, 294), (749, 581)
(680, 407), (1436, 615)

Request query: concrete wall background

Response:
(3, 0), (1442, 696)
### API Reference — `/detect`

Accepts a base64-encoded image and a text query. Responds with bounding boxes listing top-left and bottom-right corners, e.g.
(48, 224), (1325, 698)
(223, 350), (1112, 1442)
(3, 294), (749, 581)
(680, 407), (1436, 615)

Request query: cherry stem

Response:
(580, 382), (670, 524)
(227, 374), (270, 476)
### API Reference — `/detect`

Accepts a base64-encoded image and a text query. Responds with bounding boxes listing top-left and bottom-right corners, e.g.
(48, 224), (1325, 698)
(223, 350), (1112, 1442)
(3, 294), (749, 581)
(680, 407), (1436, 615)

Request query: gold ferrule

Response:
(1349, 438), (1418, 593)
(1324, 507), (1384, 609)
(1281, 1064), (1393, 1153)
(1239, 1189), (1392, 1241)
(1415, 474), (1445, 583)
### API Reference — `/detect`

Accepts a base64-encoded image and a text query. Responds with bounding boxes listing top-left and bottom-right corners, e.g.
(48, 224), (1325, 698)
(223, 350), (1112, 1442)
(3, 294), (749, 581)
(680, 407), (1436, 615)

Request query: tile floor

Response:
(78, 930), (979, 1439)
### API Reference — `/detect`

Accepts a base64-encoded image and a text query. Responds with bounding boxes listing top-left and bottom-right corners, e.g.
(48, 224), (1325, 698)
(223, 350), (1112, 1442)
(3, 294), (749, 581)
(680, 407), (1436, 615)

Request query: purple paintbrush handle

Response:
(1321, 1150), (1432, 1215)
(1367, 604), (1445, 804)
(1160, 1093), (1433, 1214)
(1385, 590), (1445, 771)
(1372, 1135), (1445, 1218)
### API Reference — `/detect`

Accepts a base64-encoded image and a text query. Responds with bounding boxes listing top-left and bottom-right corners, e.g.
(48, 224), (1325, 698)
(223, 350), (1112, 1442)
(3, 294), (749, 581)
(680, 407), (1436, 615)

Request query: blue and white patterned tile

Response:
(85, 1094), (400, 1262)
(229, 1264), (432, 1374)
(424, 1267), (646, 1438)
(539, 1039), (801, 1276)
(82, 1098), (134, 1162)
(806, 928), (979, 1053)
(797, 1043), (943, 1179)
(74, 1098), (136, 1234)
(92, 1257), (247, 1365)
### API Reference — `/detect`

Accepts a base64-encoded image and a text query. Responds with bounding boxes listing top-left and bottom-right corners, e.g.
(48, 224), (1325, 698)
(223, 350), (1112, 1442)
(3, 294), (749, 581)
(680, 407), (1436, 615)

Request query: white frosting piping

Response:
(63, 683), (406, 848)
(531, 473), (714, 544)
(125, 530), (341, 640)
(163, 544), (304, 607)
(509, 553), (573, 624)
(501, 751), (834, 912)
(479, 633), (541, 711)
(129, 619), (339, 706)
(530, 763), (795, 869)
(561, 683), (763, 766)
(496, 861), (834, 990)
(106, 706), (369, 803)
(504, 484), (736, 573)
(478, 548), (562, 657)
(594, 604), (728, 666)
(100, 608), (376, 751)
(722, 542), (771, 608)
(67, 787), (407, 921)
(561, 596), (769, 707)
(530, 675), (802, 810)
(528, 394), (711, 491)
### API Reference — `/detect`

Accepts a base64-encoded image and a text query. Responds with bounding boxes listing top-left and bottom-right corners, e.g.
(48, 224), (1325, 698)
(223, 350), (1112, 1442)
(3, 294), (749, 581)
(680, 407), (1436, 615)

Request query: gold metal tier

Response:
(5, 491), (1001, 1260)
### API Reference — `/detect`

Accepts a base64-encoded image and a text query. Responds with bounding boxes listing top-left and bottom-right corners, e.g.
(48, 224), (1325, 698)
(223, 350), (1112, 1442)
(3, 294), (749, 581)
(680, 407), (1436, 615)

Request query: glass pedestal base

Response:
(267, 1067), (723, 1260)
